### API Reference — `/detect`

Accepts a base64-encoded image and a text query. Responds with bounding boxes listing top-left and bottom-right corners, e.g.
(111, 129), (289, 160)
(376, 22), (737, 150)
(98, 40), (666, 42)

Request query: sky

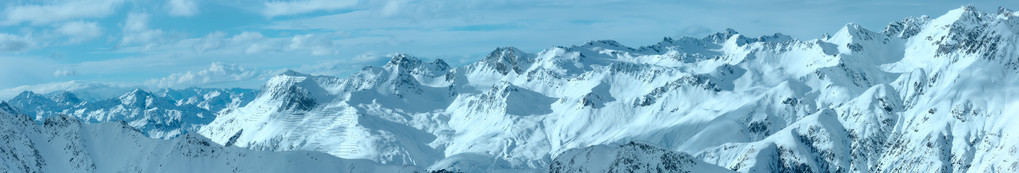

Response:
(0, 0), (1017, 98)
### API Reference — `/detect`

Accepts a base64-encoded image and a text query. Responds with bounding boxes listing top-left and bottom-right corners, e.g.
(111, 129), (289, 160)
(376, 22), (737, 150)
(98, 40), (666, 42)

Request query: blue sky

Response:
(0, 0), (1016, 97)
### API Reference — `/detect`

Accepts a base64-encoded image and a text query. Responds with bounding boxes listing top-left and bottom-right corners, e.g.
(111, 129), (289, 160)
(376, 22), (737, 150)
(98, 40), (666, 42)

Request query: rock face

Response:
(0, 102), (416, 173)
(7, 88), (257, 139)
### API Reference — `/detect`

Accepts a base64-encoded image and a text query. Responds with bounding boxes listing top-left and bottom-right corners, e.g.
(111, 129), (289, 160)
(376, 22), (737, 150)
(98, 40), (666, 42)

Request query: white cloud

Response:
(352, 52), (388, 63)
(287, 34), (336, 56)
(0, 33), (35, 52)
(167, 0), (200, 17)
(192, 32), (226, 54)
(262, 0), (358, 18)
(287, 52), (391, 76)
(124, 13), (149, 31)
(55, 21), (102, 44)
(3, 0), (126, 25)
(244, 43), (275, 54)
(121, 29), (338, 56)
(674, 25), (713, 38)
(53, 69), (77, 77)
(231, 31), (265, 43)
(145, 62), (261, 88)
(149, 31), (276, 55)
(381, 0), (403, 17)
(120, 13), (166, 50)
(0, 80), (134, 100)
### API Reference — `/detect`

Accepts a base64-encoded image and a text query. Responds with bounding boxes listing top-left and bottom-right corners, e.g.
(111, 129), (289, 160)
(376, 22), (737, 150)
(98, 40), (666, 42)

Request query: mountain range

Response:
(7, 88), (257, 139)
(5, 6), (1019, 173)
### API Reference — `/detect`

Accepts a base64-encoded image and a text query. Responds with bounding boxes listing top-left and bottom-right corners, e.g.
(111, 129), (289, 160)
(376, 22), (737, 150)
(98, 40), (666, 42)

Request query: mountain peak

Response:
(489, 47), (522, 55)
(827, 23), (879, 44)
(882, 16), (930, 39)
(837, 23), (877, 36)
(430, 59), (451, 71)
(757, 33), (793, 43)
(661, 36), (675, 43)
(842, 23), (863, 30)
(433, 57), (449, 65)
(962, 5), (978, 12)
(703, 28), (741, 43)
(997, 6), (1014, 15)
(14, 91), (42, 99)
(126, 88), (149, 95)
(387, 54), (422, 66)
(49, 91), (81, 103)
(485, 47), (525, 60)
(936, 5), (986, 27)
(482, 47), (533, 75)
(280, 70), (310, 77)
(722, 28), (739, 35)
(579, 40), (628, 49)
(118, 89), (153, 107)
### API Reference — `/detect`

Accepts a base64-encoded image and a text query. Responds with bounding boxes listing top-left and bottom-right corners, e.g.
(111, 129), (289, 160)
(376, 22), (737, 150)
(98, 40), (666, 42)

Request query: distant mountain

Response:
(0, 102), (416, 172)
(8, 88), (257, 139)
(0, 80), (136, 101)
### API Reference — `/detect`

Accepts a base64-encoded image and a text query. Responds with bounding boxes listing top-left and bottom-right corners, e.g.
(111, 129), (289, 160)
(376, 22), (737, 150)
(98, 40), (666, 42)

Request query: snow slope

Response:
(0, 102), (416, 173)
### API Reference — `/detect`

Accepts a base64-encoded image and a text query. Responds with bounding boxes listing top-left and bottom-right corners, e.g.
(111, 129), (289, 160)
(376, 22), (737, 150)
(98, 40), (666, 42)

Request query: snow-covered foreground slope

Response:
(8, 88), (256, 139)
(173, 6), (1019, 172)
(0, 102), (416, 173)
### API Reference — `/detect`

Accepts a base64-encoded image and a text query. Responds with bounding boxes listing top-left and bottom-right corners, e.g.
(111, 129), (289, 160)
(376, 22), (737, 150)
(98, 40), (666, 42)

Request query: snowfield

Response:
(7, 6), (1019, 173)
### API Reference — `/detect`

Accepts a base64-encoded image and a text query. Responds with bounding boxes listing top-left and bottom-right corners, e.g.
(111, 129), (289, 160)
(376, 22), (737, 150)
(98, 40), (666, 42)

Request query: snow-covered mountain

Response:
(7, 5), (1019, 173)
(8, 88), (257, 139)
(196, 6), (1019, 172)
(0, 102), (416, 172)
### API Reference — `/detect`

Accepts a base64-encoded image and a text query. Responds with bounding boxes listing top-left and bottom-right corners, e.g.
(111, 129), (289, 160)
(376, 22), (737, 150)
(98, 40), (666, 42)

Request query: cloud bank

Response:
(145, 62), (261, 89)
